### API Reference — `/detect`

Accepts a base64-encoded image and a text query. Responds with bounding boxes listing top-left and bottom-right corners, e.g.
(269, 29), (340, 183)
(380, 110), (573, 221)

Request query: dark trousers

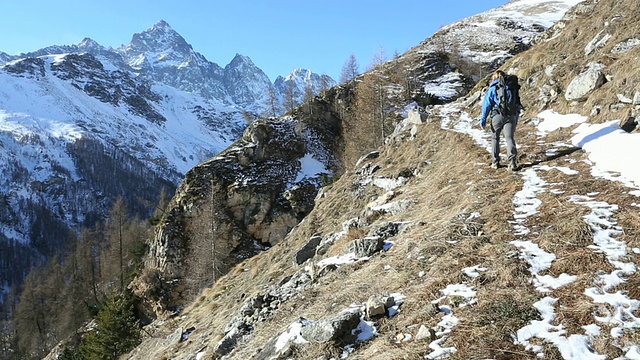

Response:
(491, 114), (517, 164)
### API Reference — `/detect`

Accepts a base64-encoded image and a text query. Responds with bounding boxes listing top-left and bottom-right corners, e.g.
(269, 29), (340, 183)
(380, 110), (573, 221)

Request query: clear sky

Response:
(0, 0), (507, 81)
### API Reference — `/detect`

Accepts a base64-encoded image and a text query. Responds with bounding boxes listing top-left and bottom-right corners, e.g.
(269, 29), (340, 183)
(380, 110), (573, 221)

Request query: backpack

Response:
(494, 74), (522, 116)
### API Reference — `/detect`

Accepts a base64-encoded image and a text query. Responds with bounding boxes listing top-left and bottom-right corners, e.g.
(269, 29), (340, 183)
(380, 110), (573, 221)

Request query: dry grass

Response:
(128, 4), (640, 356)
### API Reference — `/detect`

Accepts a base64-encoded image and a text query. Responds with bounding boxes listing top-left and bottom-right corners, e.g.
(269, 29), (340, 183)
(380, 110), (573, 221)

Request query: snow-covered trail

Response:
(438, 103), (640, 359)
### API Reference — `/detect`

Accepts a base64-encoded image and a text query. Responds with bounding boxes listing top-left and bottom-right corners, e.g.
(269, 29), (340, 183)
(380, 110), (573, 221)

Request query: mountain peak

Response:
(287, 68), (312, 80)
(150, 19), (174, 33)
(230, 53), (253, 64)
(77, 37), (102, 49)
(124, 20), (191, 55)
(226, 53), (258, 71)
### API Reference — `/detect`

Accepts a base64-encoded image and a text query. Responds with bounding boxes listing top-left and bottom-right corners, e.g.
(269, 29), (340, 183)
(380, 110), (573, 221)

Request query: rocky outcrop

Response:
(132, 95), (343, 315)
(3, 57), (46, 78)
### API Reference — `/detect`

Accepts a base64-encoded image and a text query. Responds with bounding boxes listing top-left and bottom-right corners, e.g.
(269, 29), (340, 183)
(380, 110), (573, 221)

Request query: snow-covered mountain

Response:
(274, 68), (336, 111)
(0, 51), (247, 289)
(0, 20), (335, 296)
(3, 20), (333, 116)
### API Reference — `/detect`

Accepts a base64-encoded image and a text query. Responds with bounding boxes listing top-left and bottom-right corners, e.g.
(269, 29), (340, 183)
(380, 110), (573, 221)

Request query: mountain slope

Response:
(274, 68), (336, 111)
(395, 0), (584, 104)
(0, 51), (246, 300)
(107, 1), (640, 359)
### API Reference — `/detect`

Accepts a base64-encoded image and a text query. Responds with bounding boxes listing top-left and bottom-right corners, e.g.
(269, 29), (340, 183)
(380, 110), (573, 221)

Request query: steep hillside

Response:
(127, 0), (585, 318)
(116, 0), (640, 359)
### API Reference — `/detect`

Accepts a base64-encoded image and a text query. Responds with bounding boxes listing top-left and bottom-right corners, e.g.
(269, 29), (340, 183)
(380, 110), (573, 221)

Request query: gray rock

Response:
(315, 241), (331, 256)
(617, 94), (633, 104)
(368, 222), (401, 241)
(355, 151), (380, 167)
(584, 31), (611, 56)
(620, 114), (637, 133)
(565, 63), (606, 101)
(300, 310), (361, 343)
(164, 326), (183, 346)
(214, 327), (247, 356)
(366, 297), (387, 318)
(294, 234), (323, 265)
(633, 91), (640, 106)
(415, 325), (434, 341)
(255, 333), (292, 360)
(611, 38), (640, 54)
(365, 294), (395, 319)
(407, 107), (427, 124)
(345, 237), (384, 258)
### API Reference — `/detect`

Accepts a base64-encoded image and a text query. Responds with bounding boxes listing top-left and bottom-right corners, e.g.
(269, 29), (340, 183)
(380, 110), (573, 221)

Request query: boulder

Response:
(294, 234), (323, 265)
(620, 113), (637, 133)
(300, 310), (361, 343)
(415, 325), (436, 341)
(407, 107), (427, 124)
(345, 237), (385, 258)
(564, 62), (606, 101)
(365, 294), (396, 319)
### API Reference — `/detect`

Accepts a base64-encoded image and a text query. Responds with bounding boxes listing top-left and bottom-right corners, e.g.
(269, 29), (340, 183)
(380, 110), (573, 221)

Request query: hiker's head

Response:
(491, 70), (506, 81)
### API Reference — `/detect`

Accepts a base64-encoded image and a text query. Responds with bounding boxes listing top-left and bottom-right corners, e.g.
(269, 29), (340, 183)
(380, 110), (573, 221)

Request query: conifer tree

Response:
(263, 85), (281, 117)
(339, 53), (359, 84)
(80, 292), (140, 359)
(304, 82), (314, 116)
(283, 81), (296, 113)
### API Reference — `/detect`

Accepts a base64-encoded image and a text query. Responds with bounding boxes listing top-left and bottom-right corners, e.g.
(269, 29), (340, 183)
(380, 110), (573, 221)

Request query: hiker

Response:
(480, 70), (522, 171)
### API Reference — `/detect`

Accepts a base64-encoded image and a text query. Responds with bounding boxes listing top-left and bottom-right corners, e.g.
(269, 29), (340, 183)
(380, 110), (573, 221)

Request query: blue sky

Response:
(0, 0), (507, 81)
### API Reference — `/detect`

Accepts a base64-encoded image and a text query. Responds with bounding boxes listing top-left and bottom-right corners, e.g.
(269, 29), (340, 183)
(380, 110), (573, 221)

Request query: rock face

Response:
(133, 94), (344, 314)
(119, 21), (268, 109)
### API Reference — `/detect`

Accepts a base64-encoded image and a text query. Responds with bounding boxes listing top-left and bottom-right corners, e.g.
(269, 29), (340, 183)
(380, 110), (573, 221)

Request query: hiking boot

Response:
(490, 162), (500, 169)
(508, 159), (519, 171)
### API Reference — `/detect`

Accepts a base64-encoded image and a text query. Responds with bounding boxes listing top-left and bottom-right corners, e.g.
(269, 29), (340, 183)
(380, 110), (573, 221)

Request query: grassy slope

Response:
(125, 1), (640, 358)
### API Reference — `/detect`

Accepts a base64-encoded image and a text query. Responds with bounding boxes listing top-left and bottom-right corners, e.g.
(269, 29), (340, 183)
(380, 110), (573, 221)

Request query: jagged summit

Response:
(286, 68), (312, 81)
(77, 37), (102, 49)
(226, 53), (257, 70)
(120, 19), (196, 67)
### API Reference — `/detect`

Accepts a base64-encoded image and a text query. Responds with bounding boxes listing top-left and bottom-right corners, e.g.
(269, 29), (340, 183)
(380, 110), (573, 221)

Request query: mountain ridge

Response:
(1, 19), (335, 116)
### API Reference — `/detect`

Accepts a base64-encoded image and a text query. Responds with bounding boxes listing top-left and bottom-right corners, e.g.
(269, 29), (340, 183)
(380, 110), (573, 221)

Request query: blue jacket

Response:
(480, 79), (500, 128)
